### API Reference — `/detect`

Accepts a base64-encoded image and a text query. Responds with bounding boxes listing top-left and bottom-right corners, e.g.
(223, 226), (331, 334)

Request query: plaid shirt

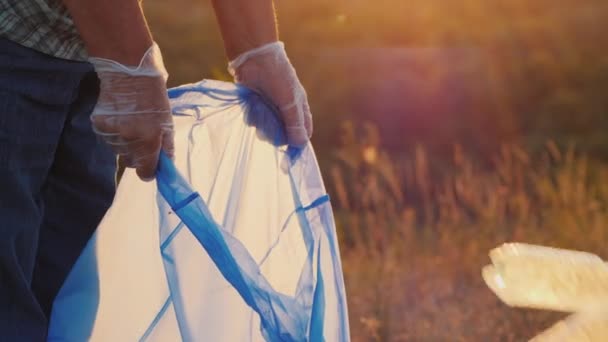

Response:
(0, 0), (87, 61)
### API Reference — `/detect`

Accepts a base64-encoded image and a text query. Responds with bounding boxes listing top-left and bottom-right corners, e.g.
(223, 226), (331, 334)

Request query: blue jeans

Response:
(0, 38), (116, 340)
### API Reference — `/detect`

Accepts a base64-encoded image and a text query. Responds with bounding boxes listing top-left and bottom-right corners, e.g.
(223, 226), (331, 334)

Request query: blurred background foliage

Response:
(145, 1), (608, 340)
(147, 0), (608, 161)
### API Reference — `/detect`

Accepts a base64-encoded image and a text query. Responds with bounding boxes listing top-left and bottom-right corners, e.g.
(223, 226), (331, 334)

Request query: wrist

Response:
(85, 23), (153, 66)
(89, 42), (169, 83)
(224, 36), (278, 61)
(228, 41), (286, 77)
(88, 37), (153, 66)
(64, 0), (153, 65)
(211, 0), (278, 61)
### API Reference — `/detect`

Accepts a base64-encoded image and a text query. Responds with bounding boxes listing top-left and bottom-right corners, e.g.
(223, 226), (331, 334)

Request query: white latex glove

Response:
(89, 42), (174, 181)
(228, 41), (312, 146)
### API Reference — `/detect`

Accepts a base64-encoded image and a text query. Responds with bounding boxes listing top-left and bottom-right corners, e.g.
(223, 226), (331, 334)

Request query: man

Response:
(0, 0), (313, 339)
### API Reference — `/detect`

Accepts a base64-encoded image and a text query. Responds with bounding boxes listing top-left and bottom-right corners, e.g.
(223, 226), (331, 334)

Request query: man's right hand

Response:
(62, 0), (172, 181)
(89, 43), (174, 181)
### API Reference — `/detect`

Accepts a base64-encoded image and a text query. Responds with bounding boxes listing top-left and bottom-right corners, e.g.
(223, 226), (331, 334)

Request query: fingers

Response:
(91, 113), (170, 181)
(160, 121), (175, 159)
(281, 104), (308, 146)
(302, 94), (313, 139)
(134, 146), (161, 182)
(280, 93), (313, 147)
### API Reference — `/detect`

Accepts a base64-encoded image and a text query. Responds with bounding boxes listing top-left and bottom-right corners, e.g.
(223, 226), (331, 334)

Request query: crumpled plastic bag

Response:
(48, 80), (350, 342)
(483, 243), (608, 341)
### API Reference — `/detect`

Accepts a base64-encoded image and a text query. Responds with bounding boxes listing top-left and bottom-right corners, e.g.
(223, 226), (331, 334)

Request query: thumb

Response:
(160, 121), (175, 159)
(281, 102), (309, 147)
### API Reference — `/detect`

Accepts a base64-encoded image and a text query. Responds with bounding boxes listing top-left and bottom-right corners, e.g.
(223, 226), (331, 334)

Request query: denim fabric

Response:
(0, 38), (116, 341)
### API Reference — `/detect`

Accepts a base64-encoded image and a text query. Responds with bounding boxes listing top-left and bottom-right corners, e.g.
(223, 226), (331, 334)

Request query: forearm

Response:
(211, 0), (278, 60)
(62, 0), (153, 65)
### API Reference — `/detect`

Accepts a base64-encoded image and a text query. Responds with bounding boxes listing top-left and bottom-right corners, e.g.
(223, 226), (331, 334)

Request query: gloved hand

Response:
(89, 42), (174, 181)
(228, 41), (313, 146)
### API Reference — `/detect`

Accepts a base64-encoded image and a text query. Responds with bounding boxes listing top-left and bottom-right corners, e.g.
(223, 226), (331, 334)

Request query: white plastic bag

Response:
(48, 80), (350, 342)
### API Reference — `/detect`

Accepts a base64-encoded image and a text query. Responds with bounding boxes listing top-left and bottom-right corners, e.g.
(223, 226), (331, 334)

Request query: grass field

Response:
(330, 132), (608, 340)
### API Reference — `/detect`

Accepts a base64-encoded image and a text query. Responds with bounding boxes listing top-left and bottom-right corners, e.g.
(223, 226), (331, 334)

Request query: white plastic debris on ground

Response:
(484, 243), (608, 341)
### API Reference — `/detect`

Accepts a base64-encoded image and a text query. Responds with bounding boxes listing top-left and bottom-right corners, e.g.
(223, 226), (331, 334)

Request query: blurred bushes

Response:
(332, 123), (608, 340)
(146, 0), (608, 159)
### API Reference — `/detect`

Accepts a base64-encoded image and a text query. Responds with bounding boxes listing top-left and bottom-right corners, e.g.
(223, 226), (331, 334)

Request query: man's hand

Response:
(212, 0), (313, 146)
(229, 42), (312, 146)
(89, 44), (174, 181)
(63, 0), (174, 181)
